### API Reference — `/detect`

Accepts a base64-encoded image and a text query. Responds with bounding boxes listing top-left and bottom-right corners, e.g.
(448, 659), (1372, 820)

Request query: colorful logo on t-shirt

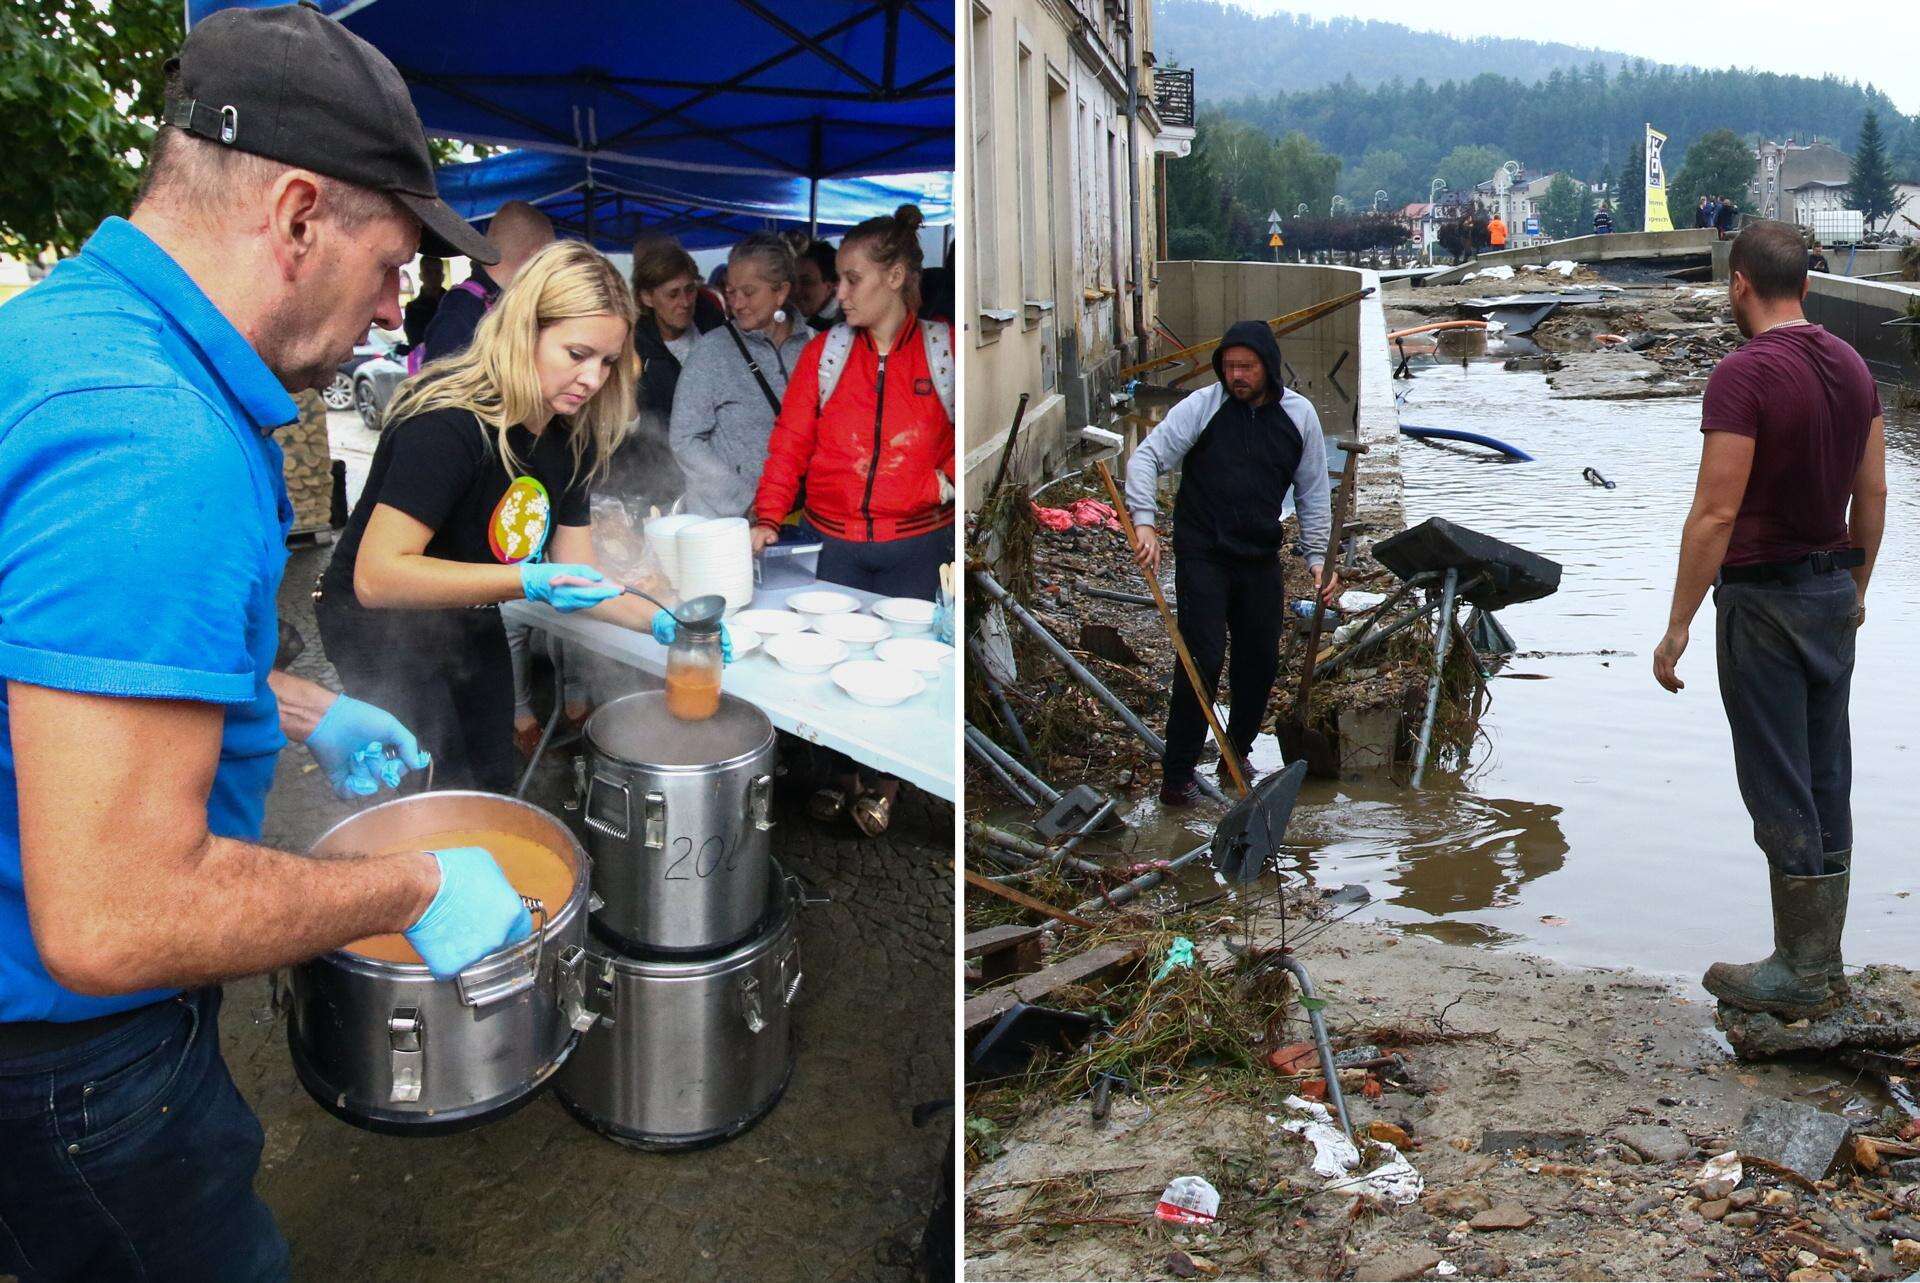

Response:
(489, 476), (552, 563)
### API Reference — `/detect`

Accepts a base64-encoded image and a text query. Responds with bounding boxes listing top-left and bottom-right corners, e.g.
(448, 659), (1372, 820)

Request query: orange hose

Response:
(1386, 319), (1489, 341)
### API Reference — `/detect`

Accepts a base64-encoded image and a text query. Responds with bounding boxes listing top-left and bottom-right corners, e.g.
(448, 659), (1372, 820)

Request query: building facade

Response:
(963, 0), (1184, 507)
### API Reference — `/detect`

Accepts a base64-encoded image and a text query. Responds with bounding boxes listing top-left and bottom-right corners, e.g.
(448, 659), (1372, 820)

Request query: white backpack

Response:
(814, 319), (955, 422)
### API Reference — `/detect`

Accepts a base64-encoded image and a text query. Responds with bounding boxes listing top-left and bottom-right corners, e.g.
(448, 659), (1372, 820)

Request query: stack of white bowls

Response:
(675, 517), (755, 613)
(642, 513), (703, 589)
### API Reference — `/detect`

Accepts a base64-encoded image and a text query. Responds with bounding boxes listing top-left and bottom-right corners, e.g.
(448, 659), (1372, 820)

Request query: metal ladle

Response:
(617, 586), (725, 630)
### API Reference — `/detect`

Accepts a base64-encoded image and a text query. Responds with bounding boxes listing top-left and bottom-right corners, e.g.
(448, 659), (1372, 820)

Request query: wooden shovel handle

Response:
(1094, 460), (1248, 797)
(1294, 442), (1366, 717)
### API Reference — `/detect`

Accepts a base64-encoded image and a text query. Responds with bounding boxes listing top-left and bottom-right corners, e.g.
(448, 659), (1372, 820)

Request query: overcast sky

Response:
(1229, 0), (1920, 115)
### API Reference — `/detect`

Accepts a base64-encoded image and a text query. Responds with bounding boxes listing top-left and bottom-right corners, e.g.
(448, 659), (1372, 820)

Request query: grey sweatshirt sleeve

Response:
(1123, 389), (1217, 528)
(1287, 393), (1332, 570)
(667, 335), (742, 516)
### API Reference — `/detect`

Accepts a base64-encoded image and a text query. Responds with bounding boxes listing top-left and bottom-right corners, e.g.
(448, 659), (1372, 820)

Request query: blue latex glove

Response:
(521, 562), (622, 613)
(650, 612), (734, 663)
(403, 847), (535, 979)
(308, 695), (430, 800)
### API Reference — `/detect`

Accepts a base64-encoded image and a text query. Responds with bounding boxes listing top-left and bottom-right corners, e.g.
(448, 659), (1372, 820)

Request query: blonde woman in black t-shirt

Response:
(318, 241), (679, 790)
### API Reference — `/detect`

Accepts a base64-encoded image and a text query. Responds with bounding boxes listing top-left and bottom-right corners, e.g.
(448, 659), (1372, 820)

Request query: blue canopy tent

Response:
(185, 1), (955, 241)
(432, 149), (952, 251)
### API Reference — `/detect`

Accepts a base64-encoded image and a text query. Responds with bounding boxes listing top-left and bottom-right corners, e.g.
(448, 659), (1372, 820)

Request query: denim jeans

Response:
(1714, 571), (1858, 875)
(0, 988), (289, 1282)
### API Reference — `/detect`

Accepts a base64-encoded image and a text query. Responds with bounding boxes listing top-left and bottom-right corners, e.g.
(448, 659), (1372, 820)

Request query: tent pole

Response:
(808, 118), (824, 238)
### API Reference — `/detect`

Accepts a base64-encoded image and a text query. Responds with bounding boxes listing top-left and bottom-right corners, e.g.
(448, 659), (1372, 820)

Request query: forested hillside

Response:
(1158, 0), (1636, 100)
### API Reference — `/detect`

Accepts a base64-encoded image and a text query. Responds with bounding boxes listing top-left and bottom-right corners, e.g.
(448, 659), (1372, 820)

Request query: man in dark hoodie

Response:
(1124, 321), (1338, 805)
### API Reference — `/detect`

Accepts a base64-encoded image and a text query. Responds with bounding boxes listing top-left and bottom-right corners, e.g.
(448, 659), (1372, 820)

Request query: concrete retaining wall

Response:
(1423, 228), (1719, 286)
(1152, 260), (1401, 526)
(1713, 242), (1910, 283)
(1805, 273), (1920, 386)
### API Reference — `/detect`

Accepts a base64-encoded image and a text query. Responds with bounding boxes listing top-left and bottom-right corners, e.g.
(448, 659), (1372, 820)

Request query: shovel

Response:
(1278, 442), (1365, 778)
(1095, 460), (1248, 797)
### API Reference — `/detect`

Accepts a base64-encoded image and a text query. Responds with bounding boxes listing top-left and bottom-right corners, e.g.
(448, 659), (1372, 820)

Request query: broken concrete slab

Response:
(1469, 1202), (1537, 1231)
(1719, 965), (1920, 1059)
(1736, 1100), (1854, 1183)
(1545, 352), (1693, 400)
(1352, 1247), (1443, 1281)
(1610, 1124), (1694, 1164)
(1479, 1129), (1585, 1155)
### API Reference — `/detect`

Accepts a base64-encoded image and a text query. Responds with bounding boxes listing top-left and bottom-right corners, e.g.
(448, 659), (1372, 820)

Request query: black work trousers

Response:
(1163, 550), (1287, 785)
(1713, 570), (1857, 875)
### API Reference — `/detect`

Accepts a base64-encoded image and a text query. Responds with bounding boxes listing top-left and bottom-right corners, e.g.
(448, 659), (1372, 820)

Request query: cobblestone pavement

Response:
(224, 546), (954, 1282)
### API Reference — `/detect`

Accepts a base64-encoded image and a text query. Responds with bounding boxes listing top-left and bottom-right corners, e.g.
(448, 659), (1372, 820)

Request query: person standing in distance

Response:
(1654, 219), (1886, 1019)
(0, 9), (534, 1278)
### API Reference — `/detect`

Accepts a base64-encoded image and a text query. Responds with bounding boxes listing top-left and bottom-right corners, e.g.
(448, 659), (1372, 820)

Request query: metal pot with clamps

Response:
(580, 690), (779, 955)
(283, 791), (598, 1134)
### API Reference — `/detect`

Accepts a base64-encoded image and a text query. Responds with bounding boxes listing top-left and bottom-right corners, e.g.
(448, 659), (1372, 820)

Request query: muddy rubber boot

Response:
(1823, 850), (1851, 999)
(1701, 865), (1847, 1020)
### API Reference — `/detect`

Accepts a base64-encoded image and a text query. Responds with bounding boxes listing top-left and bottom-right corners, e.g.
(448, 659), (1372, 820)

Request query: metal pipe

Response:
(1121, 0), (1148, 363)
(1410, 568), (1461, 788)
(964, 727), (1040, 808)
(1314, 571), (1482, 678)
(966, 634), (1035, 762)
(1081, 586), (1157, 607)
(1064, 838), (1211, 920)
(1281, 954), (1353, 1140)
(965, 721), (1058, 804)
(973, 570), (1228, 804)
(515, 641), (566, 800)
(967, 820), (1105, 878)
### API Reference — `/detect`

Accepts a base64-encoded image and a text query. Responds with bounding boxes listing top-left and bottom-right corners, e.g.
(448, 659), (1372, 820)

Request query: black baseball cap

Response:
(164, 2), (499, 264)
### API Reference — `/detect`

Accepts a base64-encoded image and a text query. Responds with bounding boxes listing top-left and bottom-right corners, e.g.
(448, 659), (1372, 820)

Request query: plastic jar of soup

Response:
(663, 619), (724, 720)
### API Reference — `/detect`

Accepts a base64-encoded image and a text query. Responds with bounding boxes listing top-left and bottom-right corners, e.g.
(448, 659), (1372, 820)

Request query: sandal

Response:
(850, 790), (893, 837)
(809, 787), (849, 822)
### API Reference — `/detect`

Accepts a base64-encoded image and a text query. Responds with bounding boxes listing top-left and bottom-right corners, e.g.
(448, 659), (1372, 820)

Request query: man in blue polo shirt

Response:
(0, 8), (536, 1279)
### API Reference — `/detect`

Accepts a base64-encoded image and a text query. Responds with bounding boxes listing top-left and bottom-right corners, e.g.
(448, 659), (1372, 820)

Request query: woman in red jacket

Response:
(749, 205), (954, 597)
(750, 205), (955, 831)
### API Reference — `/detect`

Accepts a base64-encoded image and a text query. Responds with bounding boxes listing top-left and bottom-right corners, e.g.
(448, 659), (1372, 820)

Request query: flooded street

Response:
(1285, 362), (1920, 983)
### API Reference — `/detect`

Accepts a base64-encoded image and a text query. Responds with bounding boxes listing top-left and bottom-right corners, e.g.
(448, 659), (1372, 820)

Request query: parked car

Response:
(327, 328), (400, 412)
(353, 350), (407, 429)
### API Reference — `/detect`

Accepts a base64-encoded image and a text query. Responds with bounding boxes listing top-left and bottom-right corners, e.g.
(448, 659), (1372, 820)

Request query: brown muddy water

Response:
(1126, 363), (1920, 989)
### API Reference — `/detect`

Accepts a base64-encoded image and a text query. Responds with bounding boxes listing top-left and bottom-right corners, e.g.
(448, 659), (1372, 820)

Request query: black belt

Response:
(0, 998), (167, 1062)
(1720, 548), (1865, 585)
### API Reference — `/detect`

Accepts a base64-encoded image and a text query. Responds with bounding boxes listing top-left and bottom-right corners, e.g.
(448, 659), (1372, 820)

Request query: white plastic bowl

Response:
(874, 637), (953, 674)
(813, 612), (892, 651)
(733, 608), (811, 636)
(831, 659), (926, 707)
(725, 624), (762, 659)
(872, 597), (936, 634)
(787, 589), (859, 616)
(763, 632), (848, 675)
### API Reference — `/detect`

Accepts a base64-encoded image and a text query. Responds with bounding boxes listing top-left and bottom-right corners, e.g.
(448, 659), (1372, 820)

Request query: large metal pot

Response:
(286, 792), (595, 1134)
(582, 690), (778, 954)
(554, 868), (800, 1150)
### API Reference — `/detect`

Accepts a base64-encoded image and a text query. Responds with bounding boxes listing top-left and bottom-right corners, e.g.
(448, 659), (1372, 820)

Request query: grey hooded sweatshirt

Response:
(667, 320), (815, 517)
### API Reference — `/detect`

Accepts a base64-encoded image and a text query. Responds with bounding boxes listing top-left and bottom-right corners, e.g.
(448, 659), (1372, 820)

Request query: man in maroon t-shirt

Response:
(1654, 219), (1887, 1020)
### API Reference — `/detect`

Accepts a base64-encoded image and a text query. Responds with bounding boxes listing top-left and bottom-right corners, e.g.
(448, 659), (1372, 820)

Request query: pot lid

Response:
(586, 690), (772, 768)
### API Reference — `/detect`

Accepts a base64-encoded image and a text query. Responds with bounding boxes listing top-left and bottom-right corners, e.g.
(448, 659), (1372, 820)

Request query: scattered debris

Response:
(1737, 1099), (1855, 1183)
(1154, 1175), (1220, 1226)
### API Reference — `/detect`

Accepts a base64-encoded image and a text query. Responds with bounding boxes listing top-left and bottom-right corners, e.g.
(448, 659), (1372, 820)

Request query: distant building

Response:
(1475, 168), (1586, 243)
(964, 0), (1182, 506)
(1751, 141), (1851, 221)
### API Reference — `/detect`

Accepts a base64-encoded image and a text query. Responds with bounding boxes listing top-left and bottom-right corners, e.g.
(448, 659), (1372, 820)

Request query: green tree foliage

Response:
(1158, 0), (1634, 102)
(1669, 129), (1758, 217)
(1200, 54), (1910, 213)
(1537, 174), (1585, 238)
(1433, 145), (1507, 198)
(1163, 115), (1363, 261)
(1344, 148), (1413, 209)
(1894, 118), (1920, 184)
(1615, 138), (1646, 231)
(1846, 111), (1900, 228)
(0, 0), (178, 258)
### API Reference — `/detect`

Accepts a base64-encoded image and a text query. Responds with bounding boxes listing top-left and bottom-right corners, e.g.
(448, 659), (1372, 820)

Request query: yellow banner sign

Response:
(1645, 124), (1673, 233)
